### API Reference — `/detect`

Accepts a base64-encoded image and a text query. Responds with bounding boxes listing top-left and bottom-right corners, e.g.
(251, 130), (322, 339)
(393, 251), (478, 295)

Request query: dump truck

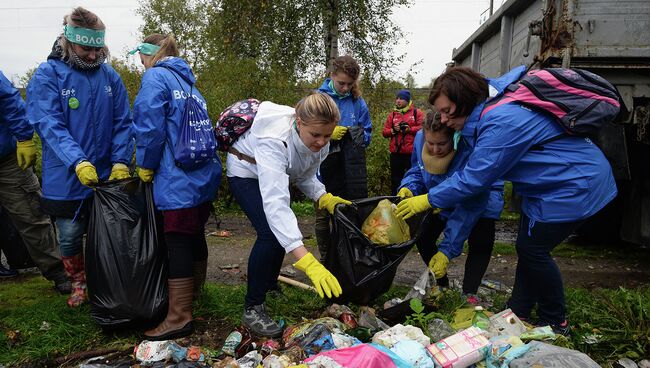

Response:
(450, 0), (650, 245)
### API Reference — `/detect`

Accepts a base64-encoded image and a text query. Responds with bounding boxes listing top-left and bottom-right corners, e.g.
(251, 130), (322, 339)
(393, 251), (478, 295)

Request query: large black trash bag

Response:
(325, 196), (430, 305)
(86, 179), (167, 330)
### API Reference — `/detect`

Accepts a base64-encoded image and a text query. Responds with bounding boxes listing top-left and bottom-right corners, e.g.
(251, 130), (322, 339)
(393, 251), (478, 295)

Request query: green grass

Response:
(2, 275), (649, 366)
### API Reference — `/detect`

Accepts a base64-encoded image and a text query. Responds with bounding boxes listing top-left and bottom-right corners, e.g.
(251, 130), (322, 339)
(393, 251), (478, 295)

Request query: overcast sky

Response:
(0, 0), (501, 87)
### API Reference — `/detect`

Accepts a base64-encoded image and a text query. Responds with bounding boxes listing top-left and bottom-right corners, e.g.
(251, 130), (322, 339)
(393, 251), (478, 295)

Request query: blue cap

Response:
(397, 89), (411, 102)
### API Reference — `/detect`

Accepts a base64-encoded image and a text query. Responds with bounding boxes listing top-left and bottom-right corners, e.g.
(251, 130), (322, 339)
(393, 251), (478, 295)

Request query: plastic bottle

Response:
(471, 306), (490, 330)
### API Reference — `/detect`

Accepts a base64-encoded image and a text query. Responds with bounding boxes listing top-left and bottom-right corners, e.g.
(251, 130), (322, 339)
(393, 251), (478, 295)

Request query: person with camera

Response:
(382, 89), (423, 195)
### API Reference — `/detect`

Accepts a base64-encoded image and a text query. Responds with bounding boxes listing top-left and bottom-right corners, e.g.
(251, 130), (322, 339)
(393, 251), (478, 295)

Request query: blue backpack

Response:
(163, 67), (217, 170)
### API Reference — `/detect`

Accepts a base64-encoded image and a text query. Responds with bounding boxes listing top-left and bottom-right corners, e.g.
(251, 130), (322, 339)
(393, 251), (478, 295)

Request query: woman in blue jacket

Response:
(315, 55), (372, 261)
(397, 66), (617, 334)
(399, 110), (503, 301)
(131, 34), (221, 340)
(27, 7), (133, 308)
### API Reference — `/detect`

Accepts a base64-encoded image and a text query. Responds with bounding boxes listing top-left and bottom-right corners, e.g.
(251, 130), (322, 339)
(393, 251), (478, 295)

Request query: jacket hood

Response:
(47, 37), (64, 61)
(155, 57), (196, 85)
(488, 65), (527, 96)
(318, 78), (335, 96)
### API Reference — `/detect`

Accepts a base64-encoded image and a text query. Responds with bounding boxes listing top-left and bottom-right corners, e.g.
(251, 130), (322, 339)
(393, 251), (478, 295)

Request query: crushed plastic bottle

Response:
(471, 306), (490, 331)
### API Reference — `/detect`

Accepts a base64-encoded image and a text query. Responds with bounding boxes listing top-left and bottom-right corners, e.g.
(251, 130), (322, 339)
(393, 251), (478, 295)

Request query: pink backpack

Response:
(481, 68), (621, 136)
(215, 98), (260, 152)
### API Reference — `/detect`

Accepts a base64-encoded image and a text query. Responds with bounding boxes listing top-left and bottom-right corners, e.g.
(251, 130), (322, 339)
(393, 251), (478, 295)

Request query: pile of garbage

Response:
(113, 299), (606, 368)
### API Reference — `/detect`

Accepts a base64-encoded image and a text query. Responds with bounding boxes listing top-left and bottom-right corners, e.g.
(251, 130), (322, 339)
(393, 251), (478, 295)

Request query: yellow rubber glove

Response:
(108, 163), (130, 181)
(397, 187), (413, 199)
(395, 194), (432, 220)
(75, 161), (99, 186)
(137, 167), (155, 183)
(428, 251), (450, 279)
(318, 193), (352, 215)
(293, 252), (342, 298)
(331, 126), (348, 140)
(16, 140), (37, 170)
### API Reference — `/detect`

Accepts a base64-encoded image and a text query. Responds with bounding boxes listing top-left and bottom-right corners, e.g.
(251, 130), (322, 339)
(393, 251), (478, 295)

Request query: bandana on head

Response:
(128, 43), (161, 56)
(63, 25), (105, 47)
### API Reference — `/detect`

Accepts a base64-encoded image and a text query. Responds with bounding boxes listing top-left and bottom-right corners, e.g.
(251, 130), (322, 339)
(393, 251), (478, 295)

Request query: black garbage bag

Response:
(86, 179), (167, 330)
(325, 196), (431, 305)
(0, 207), (36, 269)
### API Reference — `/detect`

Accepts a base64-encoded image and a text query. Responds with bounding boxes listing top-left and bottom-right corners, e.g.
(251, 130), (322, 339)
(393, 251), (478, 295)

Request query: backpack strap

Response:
(228, 147), (256, 164)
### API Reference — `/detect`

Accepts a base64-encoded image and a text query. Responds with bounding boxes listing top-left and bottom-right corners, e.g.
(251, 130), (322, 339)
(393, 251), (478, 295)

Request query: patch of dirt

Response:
(205, 214), (650, 290)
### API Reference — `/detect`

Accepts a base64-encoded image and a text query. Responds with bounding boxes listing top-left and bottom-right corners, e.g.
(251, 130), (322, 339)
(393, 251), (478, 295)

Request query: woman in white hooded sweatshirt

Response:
(227, 93), (350, 337)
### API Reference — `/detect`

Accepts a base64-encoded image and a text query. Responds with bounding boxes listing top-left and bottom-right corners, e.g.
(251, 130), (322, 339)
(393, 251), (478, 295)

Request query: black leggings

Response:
(416, 214), (495, 294)
(165, 232), (208, 279)
(390, 153), (412, 196)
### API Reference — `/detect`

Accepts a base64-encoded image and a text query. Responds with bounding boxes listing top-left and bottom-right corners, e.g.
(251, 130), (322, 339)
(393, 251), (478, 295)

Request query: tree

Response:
(137, 0), (412, 80)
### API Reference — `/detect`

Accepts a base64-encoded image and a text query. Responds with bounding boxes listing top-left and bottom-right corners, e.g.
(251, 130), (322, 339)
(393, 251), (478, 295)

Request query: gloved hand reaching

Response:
(108, 163), (130, 181)
(75, 161), (99, 186)
(331, 126), (348, 141)
(395, 194), (431, 220)
(397, 187), (413, 199)
(428, 251), (449, 279)
(293, 252), (342, 298)
(137, 167), (155, 183)
(16, 140), (37, 170)
(318, 193), (352, 215)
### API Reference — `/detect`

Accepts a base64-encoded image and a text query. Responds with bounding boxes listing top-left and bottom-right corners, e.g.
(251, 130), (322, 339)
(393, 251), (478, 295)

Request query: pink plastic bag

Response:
(305, 343), (412, 368)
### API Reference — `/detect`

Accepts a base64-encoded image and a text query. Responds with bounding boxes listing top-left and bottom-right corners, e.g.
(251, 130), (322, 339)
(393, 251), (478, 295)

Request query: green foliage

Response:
(110, 59), (143, 106)
(567, 286), (650, 361)
(137, 0), (411, 81)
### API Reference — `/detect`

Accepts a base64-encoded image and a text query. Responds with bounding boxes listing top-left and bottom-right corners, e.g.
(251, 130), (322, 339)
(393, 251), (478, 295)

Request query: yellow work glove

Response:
(331, 126), (348, 140)
(108, 163), (130, 181)
(397, 187), (413, 199)
(137, 167), (155, 183)
(318, 193), (352, 215)
(395, 194), (432, 220)
(293, 252), (342, 299)
(75, 161), (99, 186)
(16, 140), (37, 170)
(428, 251), (450, 279)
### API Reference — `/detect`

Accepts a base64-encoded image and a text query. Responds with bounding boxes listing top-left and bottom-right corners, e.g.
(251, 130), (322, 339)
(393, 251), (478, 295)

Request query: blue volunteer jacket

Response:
(133, 57), (221, 211)
(428, 65), (617, 232)
(27, 59), (133, 201)
(0, 71), (33, 159)
(318, 78), (372, 147)
(400, 130), (504, 259)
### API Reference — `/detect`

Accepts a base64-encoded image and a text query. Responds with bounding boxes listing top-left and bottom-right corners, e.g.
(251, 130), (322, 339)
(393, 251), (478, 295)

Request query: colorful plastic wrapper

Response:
(426, 326), (490, 368)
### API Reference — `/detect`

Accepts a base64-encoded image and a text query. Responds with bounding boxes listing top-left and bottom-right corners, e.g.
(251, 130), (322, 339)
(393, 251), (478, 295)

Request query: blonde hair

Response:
(61, 7), (109, 59)
(143, 33), (179, 66)
(330, 55), (362, 98)
(295, 93), (340, 126)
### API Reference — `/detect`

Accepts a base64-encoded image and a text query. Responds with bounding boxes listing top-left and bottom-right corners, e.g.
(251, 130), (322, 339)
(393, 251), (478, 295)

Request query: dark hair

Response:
(423, 109), (455, 138)
(143, 33), (179, 66)
(428, 67), (488, 118)
(330, 55), (361, 98)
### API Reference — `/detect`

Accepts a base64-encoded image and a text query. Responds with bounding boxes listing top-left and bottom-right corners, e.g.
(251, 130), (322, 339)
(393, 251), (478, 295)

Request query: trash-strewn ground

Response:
(205, 214), (650, 290)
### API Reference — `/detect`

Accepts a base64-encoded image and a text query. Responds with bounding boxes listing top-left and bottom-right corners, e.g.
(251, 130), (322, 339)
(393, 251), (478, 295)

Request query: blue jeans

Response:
(55, 217), (88, 257)
(508, 213), (581, 325)
(228, 176), (286, 308)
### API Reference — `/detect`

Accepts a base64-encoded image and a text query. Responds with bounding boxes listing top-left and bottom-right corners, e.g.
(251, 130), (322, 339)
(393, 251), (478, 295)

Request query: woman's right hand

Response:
(293, 252), (342, 299)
